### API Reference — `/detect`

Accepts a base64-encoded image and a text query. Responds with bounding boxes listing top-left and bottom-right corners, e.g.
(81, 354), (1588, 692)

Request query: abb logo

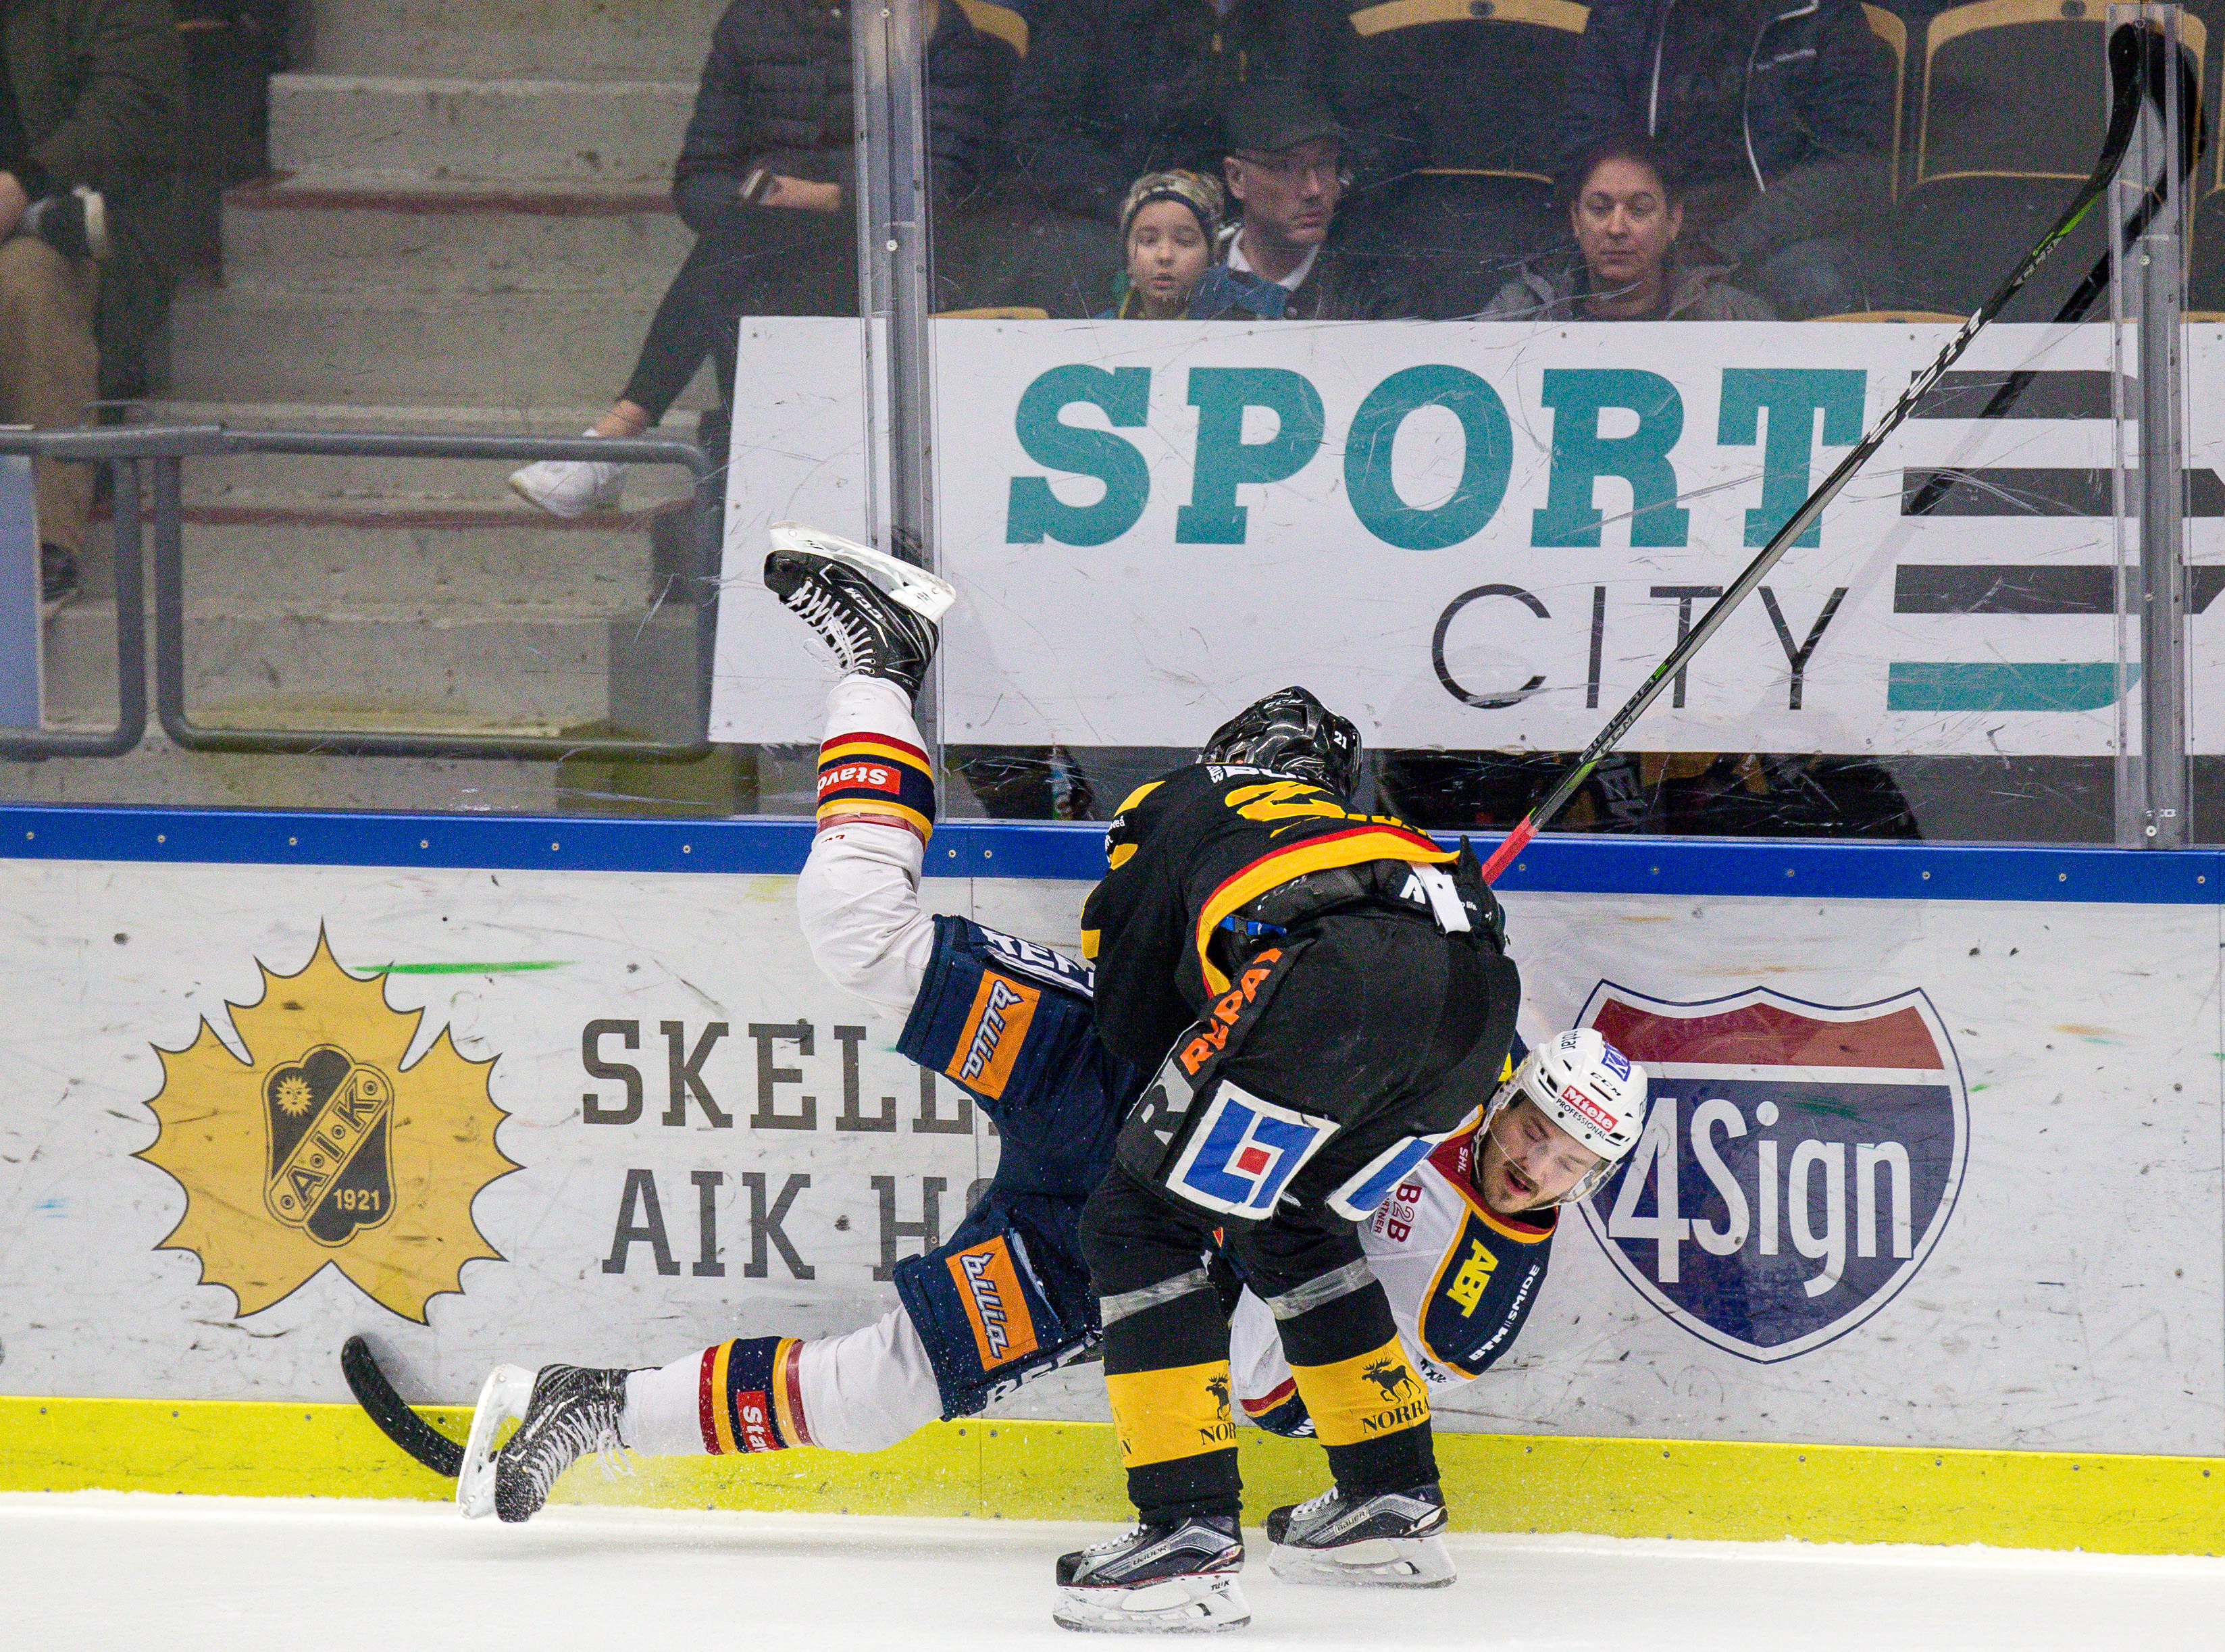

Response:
(817, 760), (900, 798)
(736, 1390), (777, 1453)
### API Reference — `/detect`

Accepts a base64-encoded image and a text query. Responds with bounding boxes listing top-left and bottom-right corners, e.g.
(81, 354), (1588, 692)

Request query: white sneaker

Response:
(507, 430), (624, 518)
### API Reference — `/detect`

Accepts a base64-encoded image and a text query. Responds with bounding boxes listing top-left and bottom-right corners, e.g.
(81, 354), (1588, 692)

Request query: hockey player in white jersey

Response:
(436, 525), (1648, 1622)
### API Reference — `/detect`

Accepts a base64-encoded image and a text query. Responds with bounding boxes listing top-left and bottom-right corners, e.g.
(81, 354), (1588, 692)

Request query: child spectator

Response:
(1557, 0), (1892, 317)
(1481, 136), (1772, 320)
(1100, 170), (1280, 319)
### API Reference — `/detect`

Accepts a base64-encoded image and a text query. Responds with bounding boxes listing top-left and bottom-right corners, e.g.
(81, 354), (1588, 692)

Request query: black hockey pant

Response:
(1081, 910), (1509, 1525)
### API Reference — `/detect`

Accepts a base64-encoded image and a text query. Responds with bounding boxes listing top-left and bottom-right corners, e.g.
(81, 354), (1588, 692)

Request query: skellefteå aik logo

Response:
(1575, 983), (1969, 1364)
(134, 931), (519, 1322)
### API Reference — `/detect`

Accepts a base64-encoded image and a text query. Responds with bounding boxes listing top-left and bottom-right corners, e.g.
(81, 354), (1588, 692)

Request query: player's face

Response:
(1477, 1096), (1604, 1213)
(1570, 156), (1682, 293)
(1125, 201), (1212, 316)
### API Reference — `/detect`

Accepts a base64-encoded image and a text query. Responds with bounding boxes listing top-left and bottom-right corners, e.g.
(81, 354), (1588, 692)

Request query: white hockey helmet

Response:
(1485, 1028), (1649, 1203)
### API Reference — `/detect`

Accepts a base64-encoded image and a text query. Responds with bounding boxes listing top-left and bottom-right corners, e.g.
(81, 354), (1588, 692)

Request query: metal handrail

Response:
(0, 423), (719, 763)
(0, 456), (147, 760)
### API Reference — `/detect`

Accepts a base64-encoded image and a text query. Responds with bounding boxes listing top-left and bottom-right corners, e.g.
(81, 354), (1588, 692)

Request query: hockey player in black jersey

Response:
(1054, 691), (1531, 1631)
(399, 527), (1647, 1633)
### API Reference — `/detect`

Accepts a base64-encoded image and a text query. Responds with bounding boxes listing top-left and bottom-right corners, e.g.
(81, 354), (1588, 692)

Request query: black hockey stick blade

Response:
(342, 1334), (465, 1479)
(1906, 29), (2206, 505)
(1479, 20), (2157, 883)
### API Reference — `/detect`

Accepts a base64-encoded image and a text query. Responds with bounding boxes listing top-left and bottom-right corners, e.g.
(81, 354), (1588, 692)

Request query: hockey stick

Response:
(341, 1334), (465, 1479)
(1905, 33), (2205, 511)
(1477, 21), (2161, 885)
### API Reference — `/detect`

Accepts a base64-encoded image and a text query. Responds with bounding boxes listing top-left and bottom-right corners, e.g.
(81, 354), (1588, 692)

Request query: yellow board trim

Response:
(1350, 0), (1588, 38)
(5, 1399), (2223, 1556)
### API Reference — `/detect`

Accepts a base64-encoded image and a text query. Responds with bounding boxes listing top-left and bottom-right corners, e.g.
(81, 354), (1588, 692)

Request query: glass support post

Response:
(2109, 3), (2190, 847)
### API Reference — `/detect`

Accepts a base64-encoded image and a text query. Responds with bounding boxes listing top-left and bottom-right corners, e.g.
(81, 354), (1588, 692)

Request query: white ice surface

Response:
(7, 1492), (2222, 1650)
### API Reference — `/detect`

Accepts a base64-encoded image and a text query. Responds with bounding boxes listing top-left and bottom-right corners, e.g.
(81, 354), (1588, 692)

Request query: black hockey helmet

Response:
(1199, 686), (1363, 799)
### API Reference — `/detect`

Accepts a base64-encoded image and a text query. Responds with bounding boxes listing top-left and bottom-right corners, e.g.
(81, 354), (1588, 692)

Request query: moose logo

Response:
(136, 932), (518, 1322)
(1577, 983), (1968, 1364)
(1362, 1359), (1418, 1402)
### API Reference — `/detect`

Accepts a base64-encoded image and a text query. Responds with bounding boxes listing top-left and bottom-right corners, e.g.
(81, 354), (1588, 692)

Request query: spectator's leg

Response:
(615, 236), (730, 428)
(1747, 237), (1885, 319)
(0, 237), (99, 588)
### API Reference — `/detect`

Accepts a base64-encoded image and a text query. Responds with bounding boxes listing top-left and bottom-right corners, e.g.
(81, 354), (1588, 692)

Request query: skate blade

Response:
(1052, 1574), (1250, 1633)
(767, 520), (956, 622)
(454, 1364), (537, 1520)
(1267, 1534), (1456, 1589)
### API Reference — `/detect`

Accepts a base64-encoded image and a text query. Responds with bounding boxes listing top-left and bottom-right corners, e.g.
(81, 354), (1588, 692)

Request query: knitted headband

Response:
(1118, 170), (1225, 247)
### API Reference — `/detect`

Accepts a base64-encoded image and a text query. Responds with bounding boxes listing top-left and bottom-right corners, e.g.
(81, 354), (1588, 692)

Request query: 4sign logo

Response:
(136, 932), (519, 1322)
(1577, 983), (1970, 1364)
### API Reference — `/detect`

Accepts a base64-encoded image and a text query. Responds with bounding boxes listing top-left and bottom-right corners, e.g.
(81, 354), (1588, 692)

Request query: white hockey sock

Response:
(621, 1356), (707, 1457)
(827, 673), (921, 748)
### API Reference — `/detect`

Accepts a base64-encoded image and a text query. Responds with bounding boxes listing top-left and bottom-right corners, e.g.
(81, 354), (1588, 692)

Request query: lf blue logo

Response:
(1576, 983), (1968, 1364)
(1169, 1081), (1334, 1219)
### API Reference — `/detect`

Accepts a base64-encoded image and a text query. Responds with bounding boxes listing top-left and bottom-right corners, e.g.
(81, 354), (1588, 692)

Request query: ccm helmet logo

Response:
(1561, 1083), (1618, 1134)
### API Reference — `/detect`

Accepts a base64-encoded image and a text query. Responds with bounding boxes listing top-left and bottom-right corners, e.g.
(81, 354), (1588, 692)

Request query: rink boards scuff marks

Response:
(7, 1494), (2225, 1652)
(0, 821), (2220, 1558)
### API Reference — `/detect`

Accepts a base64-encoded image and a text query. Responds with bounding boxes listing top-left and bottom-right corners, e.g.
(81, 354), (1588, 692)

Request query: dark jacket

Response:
(1008, 0), (1422, 222)
(1223, 224), (1410, 319)
(1478, 247), (1776, 319)
(673, 0), (990, 240)
(3, 0), (182, 383)
(1558, 0), (1892, 260)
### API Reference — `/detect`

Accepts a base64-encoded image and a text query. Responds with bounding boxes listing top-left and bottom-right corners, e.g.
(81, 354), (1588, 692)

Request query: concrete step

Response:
(0, 722), (570, 813)
(270, 73), (694, 184)
(300, 0), (728, 81)
(166, 284), (705, 406)
(170, 501), (667, 610)
(223, 178), (690, 295)
(45, 598), (619, 731)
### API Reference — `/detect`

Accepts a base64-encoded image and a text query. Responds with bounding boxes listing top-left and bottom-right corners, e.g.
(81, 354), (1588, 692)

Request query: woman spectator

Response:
(1098, 170), (1281, 320)
(1481, 136), (1772, 322)
(508, 0), (989, 518)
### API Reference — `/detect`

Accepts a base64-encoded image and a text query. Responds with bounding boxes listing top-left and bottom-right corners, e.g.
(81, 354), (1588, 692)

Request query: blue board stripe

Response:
(0, 804), (2214, 904)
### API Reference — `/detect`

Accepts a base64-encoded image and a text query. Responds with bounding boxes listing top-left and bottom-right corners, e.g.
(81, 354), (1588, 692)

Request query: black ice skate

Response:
(455, 1363), (632, 1522)
(1264, 1484), (1454, 1589)
(1052, 1514), (1249, 1634)
(764, 521), (954, 699)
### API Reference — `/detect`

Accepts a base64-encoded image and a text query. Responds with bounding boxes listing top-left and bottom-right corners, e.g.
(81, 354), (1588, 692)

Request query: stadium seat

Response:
(954, 0), (1027, 57)
(1340, 0), (1591, 314)
(1893, 0), (2207, 317)
(1860, 3), (1908, 199)
(936, 306), (1052, 319)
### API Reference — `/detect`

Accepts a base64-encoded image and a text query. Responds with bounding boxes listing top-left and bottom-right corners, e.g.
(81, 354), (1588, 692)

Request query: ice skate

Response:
(1264, 1484), (1454, 1588)
(764, 521), (954, 698)
(1052, 1515), (1248, 1633)
(455, 1362), (631, 1522)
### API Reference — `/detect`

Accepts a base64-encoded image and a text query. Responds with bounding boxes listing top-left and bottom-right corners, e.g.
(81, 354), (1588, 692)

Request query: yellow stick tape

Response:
(3, 1397), (2219, 1555)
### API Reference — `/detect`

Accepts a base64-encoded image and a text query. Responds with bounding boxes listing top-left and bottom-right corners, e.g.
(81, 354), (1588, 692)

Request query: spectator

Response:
(1219, 82), (1407, 319)
(1, 0), (181, 606)
(1558, 0), (1893, 317)
(1004, 0), (1422, 226)
(1480, 135), (1772, 320)
(1099, 170), (1280, 318)
(510, 0), (989, 518)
